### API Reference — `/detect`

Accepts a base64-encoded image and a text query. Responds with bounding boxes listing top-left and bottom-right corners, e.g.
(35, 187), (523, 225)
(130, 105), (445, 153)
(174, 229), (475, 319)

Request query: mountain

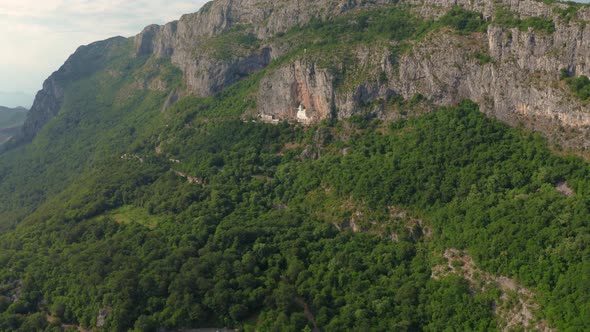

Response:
(22, 0), (590, 152)
(0, 106), (27, 127)
(1, 0), (590, 331)
(0, 106), (27, 145)
(0, 92), (33, 109)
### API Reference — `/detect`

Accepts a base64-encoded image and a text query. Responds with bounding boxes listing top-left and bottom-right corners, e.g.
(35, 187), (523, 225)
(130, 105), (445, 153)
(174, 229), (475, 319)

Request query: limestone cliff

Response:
(133, 0), (393, 96)
(20, 0), (590, 151)
(257, 60), (334, 124)
(257, 23), (590, 148)
(252, 1), (590, 150)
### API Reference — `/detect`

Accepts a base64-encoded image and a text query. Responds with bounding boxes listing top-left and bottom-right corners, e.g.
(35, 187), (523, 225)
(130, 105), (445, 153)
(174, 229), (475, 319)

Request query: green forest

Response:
(1, 99), (589, 331)
(0, 2), (589, 332)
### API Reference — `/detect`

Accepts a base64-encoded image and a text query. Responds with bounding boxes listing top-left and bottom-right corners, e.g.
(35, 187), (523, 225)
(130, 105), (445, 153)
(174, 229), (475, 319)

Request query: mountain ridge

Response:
(0, 106), (28, 145)
(0, 92), (33, 109)
(1, 0), (590, 330)
(19, 0), (590, 154)
(0, 106), (27, 112)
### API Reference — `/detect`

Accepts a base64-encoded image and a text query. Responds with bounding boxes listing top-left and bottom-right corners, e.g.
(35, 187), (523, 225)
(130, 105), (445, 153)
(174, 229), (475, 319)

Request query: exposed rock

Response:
(135, 0), (572, 58)
(20, 79), (64, 142)
(134, 24), (162, 56)
(9, 279), (22, 302)
(162, 90), (182, 112)
(173, 169), (205, 186)
(258, 60), (334, 124)
(96, 307), (112, 328)
(130, 0), (578, 100)
(179, 47), (272, 97)
(555, 180), (574, 197)
(132, 0), (399, 97)
(349, 214), (362, 233)
(255, 20), (590, 148)
(432, 249), (555, 332)
(158, 0), (590, 148)
(20, 0), (590, 151)
(134, 0), (395, 57)
(394, 23), (590, 150)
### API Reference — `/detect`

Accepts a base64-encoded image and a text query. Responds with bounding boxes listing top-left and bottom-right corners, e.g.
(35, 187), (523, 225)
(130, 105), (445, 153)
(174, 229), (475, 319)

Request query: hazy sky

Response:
(0, 0), (207, 107)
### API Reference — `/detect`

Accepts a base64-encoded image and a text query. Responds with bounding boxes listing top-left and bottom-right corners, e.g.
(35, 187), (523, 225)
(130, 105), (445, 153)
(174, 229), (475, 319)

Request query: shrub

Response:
(494, 8), (555, 33)
(439, 7), (489, 33)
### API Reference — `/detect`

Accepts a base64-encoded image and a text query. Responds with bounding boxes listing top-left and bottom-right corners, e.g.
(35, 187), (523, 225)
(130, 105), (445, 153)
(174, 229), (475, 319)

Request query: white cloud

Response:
(0, 0), (207, 104)
(0, 0), (62, 17)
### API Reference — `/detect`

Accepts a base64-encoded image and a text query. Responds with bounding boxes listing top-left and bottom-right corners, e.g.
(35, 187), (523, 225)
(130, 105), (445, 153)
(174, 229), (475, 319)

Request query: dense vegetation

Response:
(1, 97), (589, 331)
(494, 7), (556, 33)
(561, 69), (590, 101)
(438, 7), (489, 33)
(1, 2), (589, 332)
(0, 41), (177, 231)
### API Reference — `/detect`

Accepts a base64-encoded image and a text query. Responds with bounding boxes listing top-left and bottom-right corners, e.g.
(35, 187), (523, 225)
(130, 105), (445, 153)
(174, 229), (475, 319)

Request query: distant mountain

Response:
(0, 106), (28, 144)
(0, 91), (34, 109)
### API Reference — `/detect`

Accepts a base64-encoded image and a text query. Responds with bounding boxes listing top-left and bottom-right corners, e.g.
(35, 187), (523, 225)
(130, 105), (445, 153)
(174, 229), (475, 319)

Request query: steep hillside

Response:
(0, 0), (590, 331)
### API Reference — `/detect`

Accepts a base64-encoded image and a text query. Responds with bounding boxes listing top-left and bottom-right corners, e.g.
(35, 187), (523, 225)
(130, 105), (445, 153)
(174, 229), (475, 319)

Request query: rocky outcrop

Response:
(406, 0), (561, 20)
(258, 60), (334, 124)
(20, 77), (65, 142)
(181, 47), (272, 97)
(256, 20), (590, 148)
(134, 0), (395, 56)
(432, 249), (555, 331)
(21, 37), (128, 141)
(133, 0), (396, 97)
(128, 0), (590, 144)
(131, 0), (583, 97)
(393, 23), (590, 148)
(19, 0), (590, 149)
(96, 307), (112, 328)
(134, 0), (578, 56)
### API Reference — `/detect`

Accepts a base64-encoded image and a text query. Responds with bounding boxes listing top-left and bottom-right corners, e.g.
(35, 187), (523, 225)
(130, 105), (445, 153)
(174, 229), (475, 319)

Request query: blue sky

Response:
(0, 0), (207, 107)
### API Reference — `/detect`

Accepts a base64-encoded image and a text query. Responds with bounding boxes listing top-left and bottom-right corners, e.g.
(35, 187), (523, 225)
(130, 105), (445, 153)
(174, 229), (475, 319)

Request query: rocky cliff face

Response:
(135, 0), (394, 54)
(257, 23), (590, 148)
(252, 1), (590, 149)
(132, 0), (590, 139)
(21, 37), (128, 141)
(396, 27), (590, 148)
(21, 0), (590, 150)
(257, 60), (334, 124)
(406, 0), (557, 19)
(133, 0), (394, 96)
